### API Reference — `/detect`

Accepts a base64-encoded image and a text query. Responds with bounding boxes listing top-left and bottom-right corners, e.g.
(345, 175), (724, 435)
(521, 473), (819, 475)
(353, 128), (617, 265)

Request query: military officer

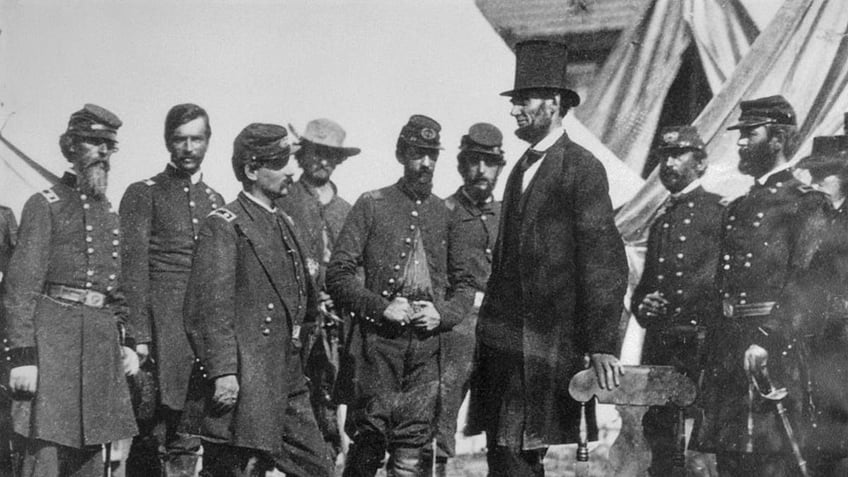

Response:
(3, 104), (139, 477)
(120, 103), (224, 476)
(0, 204), (18, 475)
(631, 125), (723, 476)
(277, 118), (360, 459)
(694, 96), (831, 476)
(428, 123), (505, 476)
(182, 123), (333, 477)
(327, 114), (474, 477)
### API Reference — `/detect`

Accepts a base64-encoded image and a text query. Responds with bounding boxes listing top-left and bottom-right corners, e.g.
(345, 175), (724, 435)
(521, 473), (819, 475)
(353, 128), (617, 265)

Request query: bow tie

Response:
(519, 149), (545, 172)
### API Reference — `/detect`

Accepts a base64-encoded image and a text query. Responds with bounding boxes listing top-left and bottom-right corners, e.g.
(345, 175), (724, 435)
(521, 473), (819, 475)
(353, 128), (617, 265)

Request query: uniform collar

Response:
(457, 186), (495, 215)
(756, 164), (793, 186)
(242, 190), (277, 214)
(167, 162), (203, 184)
(670, 179), (702, 199)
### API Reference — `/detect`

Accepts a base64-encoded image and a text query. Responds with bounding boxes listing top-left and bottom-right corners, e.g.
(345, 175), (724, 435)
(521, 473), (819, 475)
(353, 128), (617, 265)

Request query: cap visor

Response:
(727, 119), (772, 131)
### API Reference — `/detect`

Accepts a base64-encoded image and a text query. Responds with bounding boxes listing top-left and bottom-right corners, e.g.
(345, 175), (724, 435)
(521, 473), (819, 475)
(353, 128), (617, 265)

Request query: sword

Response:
(750, 366), (810, 477)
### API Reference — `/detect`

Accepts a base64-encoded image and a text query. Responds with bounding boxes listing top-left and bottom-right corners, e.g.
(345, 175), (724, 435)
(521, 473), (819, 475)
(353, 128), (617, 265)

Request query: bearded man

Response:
(468, 40), (628, 477)
(694, 96), (832, 476)
(3, 104), (139, 477)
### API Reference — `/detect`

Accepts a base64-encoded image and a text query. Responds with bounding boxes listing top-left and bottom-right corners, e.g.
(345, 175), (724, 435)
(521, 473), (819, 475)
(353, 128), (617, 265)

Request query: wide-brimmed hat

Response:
(797, 135), (848, 177)
(500, 40), (581, 107)
(292, 118), (360, 157)
(727, 95), (796, 130)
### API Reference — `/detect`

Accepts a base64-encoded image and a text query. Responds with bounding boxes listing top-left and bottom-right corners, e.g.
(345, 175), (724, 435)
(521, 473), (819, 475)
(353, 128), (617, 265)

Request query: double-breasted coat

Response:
(3, 172), (137, 448)
(695, 169), (831, 455)
(120, 165), (224, 410)
(469, 132), (628, 450)
(182, 193), (320, 459)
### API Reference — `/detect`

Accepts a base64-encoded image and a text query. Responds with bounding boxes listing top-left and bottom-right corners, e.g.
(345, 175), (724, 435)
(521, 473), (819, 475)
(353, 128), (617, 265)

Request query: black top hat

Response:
(727, 95), (796, 130)
(459, 123), (505, 163)
(797, 135), (848, 177)
(500, 40), (581, 107)
(656, 125), (705, 152)
(399, 114), (442, 150)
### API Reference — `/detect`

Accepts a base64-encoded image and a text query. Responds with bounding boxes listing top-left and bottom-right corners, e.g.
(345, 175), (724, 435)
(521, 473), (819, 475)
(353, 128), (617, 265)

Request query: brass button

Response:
(411, 210), (419, 217)
(80, 194), (88, 200)
(86, 236), (93, 243)
(404, 238), (412, 244)
(87, 248), (94, 254)
(83, 203), (90, 210)
(264, 317), (272, 323)
(262, 328), (271, 336)
(109, 274), (116, 280)
(86, 270), (94, 276)
(112, 239), (119, 246)
(189, 201), (196, 207)
(183, 187), (190, 193)
(267, 303), (274, 310)
(86, 225), (93, 231)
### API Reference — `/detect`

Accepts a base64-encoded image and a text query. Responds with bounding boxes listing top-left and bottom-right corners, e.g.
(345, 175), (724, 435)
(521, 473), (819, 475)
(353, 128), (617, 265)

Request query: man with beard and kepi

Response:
(422, 122), (506, 476)
(182, 123), (333, 477)
(327, 115), (474, 476)
(277, 118), (360, 460)
(630, 125), (723, 476)
(3, 104), (139, 477)
(694, 96), (831, 476)
(467, 40), (628, 476)
(120, 103), (224, 476)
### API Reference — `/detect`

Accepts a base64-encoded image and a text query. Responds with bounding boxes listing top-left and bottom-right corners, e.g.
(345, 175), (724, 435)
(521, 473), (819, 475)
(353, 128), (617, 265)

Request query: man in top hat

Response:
(468, 40), (628, 476)
(120, 103), (224, 476)
(182, 123), (333, 477)
(277, 119), (359, 460)
(694, 96), (832, 476)
(630, 125), (724, 476)
(3, 104), (139, 476)
(327, 114), (474, 476)
(426, 122), (506, 475)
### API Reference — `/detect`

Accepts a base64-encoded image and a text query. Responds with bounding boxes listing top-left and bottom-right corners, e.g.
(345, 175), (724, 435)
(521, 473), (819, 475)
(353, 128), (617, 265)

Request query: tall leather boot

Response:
(342, 440), (385, 477)
(387, 447), (423, 477)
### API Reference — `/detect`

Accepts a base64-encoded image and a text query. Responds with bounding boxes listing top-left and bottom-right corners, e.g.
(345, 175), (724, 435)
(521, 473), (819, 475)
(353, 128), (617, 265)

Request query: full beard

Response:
(404, 170), (433, 198)
(463, 179), (494, 204)
(737, 142), (777, 178)
(515, 108), (554, 144)
(78, 162), (109, 199)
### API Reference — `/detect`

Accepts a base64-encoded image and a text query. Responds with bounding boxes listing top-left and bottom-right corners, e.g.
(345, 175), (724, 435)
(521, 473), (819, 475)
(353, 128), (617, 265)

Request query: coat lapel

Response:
(235, 196), (289, 306)
(519, 135), (569, 231)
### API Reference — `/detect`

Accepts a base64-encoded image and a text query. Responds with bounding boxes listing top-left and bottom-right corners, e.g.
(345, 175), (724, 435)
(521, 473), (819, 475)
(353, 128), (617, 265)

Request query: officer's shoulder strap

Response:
(209, 207), (237, 222)
(363, 189), (383, 200)
(38, 188), (60, 204)
(143, 178), (156, 186)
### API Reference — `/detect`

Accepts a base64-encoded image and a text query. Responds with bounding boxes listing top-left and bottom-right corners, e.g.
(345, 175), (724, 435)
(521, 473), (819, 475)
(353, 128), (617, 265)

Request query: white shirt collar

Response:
(531, 125), (566, 152)
(671, 179), (702, 198)
(756, 163), (792, 185)
(243, 191), (277, 213)
(169, 162), (203, 184)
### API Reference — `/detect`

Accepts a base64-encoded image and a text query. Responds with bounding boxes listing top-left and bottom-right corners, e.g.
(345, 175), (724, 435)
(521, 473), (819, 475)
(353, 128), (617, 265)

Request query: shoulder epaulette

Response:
(39, 189), (60, 204)
(143, 179), (156, 186)
(209, 208), (236, 222)
(363, 190), (383, 200)
(719, 197), (733, 206)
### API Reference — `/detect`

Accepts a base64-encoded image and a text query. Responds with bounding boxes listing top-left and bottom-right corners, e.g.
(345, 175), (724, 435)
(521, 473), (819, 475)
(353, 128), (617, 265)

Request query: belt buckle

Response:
(84, 291), (104, 308)
(723, 301), (734, 318)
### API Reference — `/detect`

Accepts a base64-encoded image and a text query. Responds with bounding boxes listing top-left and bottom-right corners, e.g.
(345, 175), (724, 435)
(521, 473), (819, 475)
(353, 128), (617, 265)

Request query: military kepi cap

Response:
(657, 125), (705, 152)
(233, 123), (298, 164)
(797, 135), (848, 177)
(501, 40), (581, 107)
(399, 114), (442, 150)
(66, 103), (122, 141)
(727, 95), (796, 130)
(459, 123), (505, 162)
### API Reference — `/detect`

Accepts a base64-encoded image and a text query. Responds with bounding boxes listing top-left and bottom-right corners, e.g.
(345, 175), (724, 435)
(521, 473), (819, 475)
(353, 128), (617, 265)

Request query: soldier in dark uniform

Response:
(427, 123), (505, 476)
(277, 118), (360, 460)
(694, 96), (831, 476)
(3, 104), (139, 477)
(327, 115), (473, 477)
(120, 103), (224, 476)
(182, 123), (333, 477)
(630, 125), (723, 476)
(0, 205), (18, 475)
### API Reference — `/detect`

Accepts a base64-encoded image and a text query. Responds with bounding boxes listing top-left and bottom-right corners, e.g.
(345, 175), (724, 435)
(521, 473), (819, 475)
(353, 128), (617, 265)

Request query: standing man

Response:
(327, 115), (473, 476)
(120, 103), (224, 476)
(182, 123), (333, 477)
(630, 126), (723, 476)
(468, 40), (628, 476)
(3, 104), (138, 476)
(430, 123), (505, 475)
(0, 204), (18, 475)
(277, 118), (359, 459)
(694, 96), (831, 476)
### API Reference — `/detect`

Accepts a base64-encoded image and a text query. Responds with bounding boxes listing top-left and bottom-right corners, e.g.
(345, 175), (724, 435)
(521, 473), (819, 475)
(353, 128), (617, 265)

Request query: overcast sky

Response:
(1, 0), (522, 207)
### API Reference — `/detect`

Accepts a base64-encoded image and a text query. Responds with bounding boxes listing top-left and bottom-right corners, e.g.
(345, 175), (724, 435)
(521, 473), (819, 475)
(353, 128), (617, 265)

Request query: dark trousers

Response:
(642, 405), (682, 476)
(433, 329), (474, 459)
(18, 438), (102, 477)
(0, 394), (13, 476)
(126, 406), (200, 477)
(485, 435), (547, 477)
(718, 451), (848, 477)
(343, 329), (440, 476)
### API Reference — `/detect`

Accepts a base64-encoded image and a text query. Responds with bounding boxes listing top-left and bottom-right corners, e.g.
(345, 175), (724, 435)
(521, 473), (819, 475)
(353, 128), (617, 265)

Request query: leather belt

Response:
(722, 299), (775, 318)
(46, 284), (106, 308)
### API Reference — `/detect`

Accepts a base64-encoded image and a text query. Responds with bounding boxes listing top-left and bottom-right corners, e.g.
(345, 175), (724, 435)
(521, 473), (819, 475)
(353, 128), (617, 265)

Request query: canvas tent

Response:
(0, 134), (56, 217)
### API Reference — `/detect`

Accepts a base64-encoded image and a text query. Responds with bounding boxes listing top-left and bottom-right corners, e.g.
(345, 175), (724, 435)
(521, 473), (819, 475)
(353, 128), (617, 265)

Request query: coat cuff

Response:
(7, 346), (37, 368)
